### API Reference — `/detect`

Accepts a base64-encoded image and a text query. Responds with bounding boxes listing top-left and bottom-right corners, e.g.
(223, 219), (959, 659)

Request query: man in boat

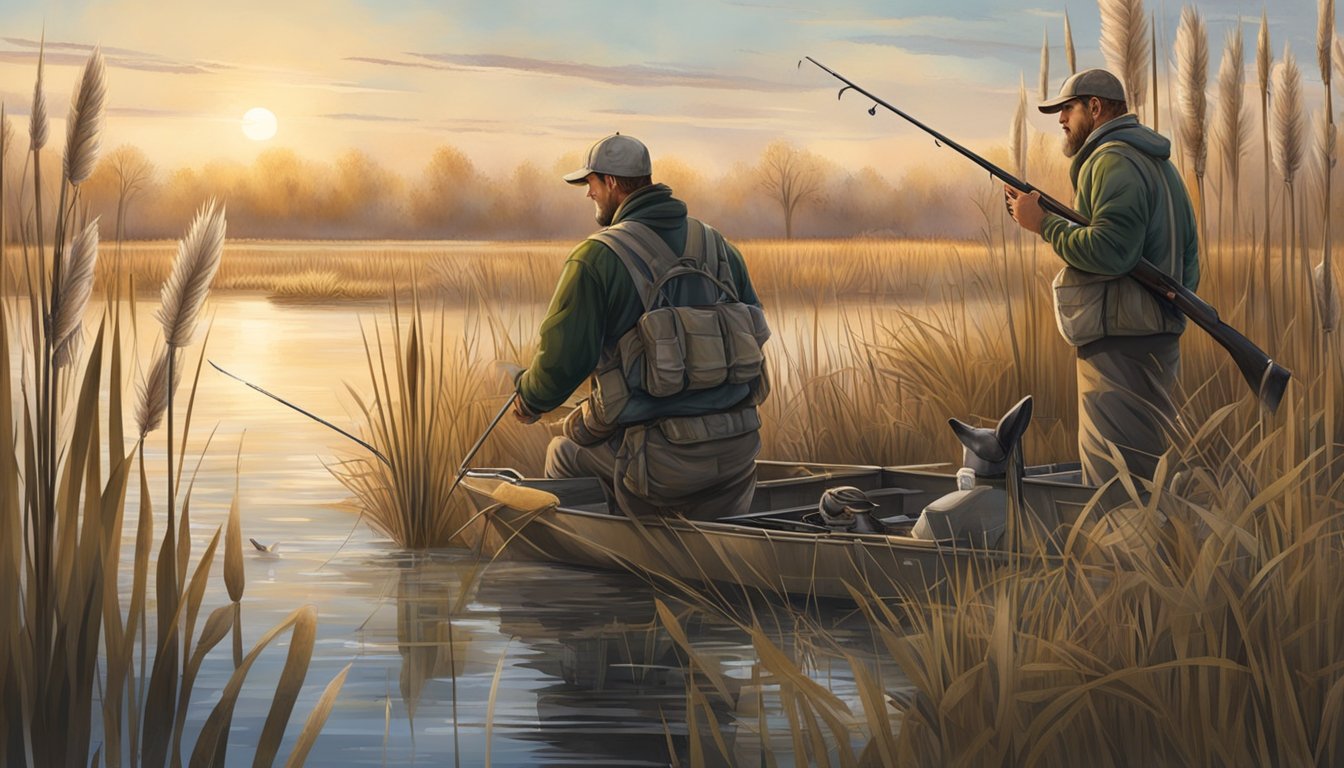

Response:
(1004, 68), (1200, 488)
(511, 133), (770, 520)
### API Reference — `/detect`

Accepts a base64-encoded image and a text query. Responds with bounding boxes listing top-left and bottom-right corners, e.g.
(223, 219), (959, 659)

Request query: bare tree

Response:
(104, 144), (153, 242)
(756, 140), (824, 239)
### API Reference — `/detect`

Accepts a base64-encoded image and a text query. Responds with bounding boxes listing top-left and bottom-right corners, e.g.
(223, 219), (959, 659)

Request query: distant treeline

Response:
(3, 131), (1338, 243)
(2, 139), (1076, 242)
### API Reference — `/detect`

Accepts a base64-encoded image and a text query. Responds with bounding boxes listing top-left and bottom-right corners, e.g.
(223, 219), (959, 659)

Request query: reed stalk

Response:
(1099, 0), (1150, 122)
(1317, 0), (1336, 476)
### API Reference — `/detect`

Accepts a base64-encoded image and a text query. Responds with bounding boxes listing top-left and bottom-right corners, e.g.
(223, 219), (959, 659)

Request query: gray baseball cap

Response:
(1039, 68), (1126, 113)
(562, 133), (652, 184)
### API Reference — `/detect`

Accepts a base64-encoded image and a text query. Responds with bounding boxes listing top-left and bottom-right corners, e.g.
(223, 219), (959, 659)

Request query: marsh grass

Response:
(1, 47), (347, 767)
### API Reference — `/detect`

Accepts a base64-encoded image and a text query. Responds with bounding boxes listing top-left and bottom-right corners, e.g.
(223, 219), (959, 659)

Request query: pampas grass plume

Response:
(156, 199), (227, 348)
(53, 218), (100, 368)
(1335, 38), (1343, 84)
(1011, 76), (1028, 179)
(1320, 0), (1335, 83)
(1099, 0), (1150, 110)
(1216, 24), (1249, 181)
(1176, 6), (1209, 178)
(136, 347), (180, 437)
(1064, 10), (1077, 75)
(1040, 30), (1050, 101)
(29, 40), (47, 151)
(1258, 11), (1271, 95)
(63, 47), (106, 186)
(1272, 48), (1305, 184)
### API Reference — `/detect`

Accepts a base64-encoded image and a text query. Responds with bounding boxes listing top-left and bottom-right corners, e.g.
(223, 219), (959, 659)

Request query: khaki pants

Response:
(544, 426), (760, 521)
(1076, 334), (1181, 488)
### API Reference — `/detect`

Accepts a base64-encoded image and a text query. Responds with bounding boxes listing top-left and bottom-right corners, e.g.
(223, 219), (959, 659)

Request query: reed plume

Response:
(1319, 0), (1335, 83)
(1272, 51), (1305, 190)
(1011, 77), (1028, 179)
(52, 219), (99, 368)
(1315, 261), (1340, 330)
(1039, 30), (1050, 101)
(1099, 0), (1150, 117)
(29, 38), (47, 152)
(62, 47), (106, 186)
(156, 199), (226, 348)
(1335, 37), (1343, 83)
(1, 104), (11, 160)
(136, 346), (179, 437)
(1175, 6), (1209, 251)
(1215, 23), (1249, 247)
(1258, 12), (1271, 96)
(1064, 10), (1077, 75)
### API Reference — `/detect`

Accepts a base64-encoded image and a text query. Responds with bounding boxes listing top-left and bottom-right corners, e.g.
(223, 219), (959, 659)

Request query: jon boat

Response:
(460, 456), (1098, 601)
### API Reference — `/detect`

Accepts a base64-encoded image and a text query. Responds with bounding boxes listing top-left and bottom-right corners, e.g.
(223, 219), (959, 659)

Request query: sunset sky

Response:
(0, 0), (1330, 179)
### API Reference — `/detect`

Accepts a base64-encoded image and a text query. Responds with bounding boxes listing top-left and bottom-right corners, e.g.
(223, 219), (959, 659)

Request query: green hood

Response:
(611, 183), (689, 250)
(1070, 115), (1171, 186)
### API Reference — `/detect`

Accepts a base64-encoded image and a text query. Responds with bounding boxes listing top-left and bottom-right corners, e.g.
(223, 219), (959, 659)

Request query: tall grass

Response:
(1099, 0), (1150, 121)
(1, 45), (347, 767)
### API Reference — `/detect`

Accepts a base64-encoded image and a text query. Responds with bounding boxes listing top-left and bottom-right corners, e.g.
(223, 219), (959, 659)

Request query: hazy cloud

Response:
(849, 33), (1041, 59)
(323, 112), (417, 123)
(0, 38), (227, 74)
(399, 52), (806, 92)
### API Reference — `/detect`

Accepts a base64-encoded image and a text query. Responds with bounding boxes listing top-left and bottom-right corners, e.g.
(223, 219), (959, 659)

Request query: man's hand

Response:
(1004, 185), (1046, 235)
(512, 395), (543, 425)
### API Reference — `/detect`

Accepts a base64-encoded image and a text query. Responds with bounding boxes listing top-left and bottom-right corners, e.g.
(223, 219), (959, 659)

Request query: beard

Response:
(1062, 113), (1096, 158)
(594, 197), (619, 227)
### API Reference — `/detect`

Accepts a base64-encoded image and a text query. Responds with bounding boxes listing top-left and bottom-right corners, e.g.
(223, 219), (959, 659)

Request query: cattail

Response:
(155, 200), (227, 348)
(136, 347), (180, 437)
(1099, 0), (1150, 112)
(1272, 50), (1305, 185)
(62, 48), (106, 186)
(1064, 10), (1077, 75)
(1176, 6), (1209, 179)
(1011, 76), (1028, 179)
(1319, 0), (1335, 84)
(29, 39), (47, 151)
(1040, 30), (1050, 101)
(52, 219), (99, 368)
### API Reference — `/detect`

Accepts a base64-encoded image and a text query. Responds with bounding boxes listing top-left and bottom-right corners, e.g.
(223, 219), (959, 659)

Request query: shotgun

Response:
(803, 56), (1290, 413)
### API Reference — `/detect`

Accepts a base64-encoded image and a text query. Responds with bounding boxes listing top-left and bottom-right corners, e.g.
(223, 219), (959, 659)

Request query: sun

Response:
(241, 107), (278, 141)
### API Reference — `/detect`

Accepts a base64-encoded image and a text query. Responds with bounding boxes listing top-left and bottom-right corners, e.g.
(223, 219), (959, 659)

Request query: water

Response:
(15, 293), (917, 765)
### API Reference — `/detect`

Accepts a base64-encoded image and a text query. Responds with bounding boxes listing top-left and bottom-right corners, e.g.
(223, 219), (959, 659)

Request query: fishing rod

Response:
(801, 56), (1292, 414)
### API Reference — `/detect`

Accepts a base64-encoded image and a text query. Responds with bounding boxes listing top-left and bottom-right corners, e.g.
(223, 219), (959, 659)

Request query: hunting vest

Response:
(577, 218), (771, 436)
(1052, 140), (1188, 347)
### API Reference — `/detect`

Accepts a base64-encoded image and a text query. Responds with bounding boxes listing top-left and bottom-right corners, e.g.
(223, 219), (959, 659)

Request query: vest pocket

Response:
(719, 303), (768, 384)
(1052, 267), (1116, 347)
(679, 307), (729, 390)
(638, 308), (685, 397)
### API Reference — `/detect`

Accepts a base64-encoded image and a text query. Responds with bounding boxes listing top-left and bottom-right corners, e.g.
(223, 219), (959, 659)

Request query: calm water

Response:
(14, 294), (919, 766)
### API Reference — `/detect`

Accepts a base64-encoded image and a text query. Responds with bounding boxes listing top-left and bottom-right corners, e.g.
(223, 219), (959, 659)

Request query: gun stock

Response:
(804, 56), (1290, 413)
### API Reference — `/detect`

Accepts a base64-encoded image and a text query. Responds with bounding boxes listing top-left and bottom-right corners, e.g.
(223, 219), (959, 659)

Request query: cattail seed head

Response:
(1100, 0), (1150, 111)
(1272, 48), (1305, 186)
(53, 218), (100, 368)
(156, 199), (227, 348)
(1176, 6), (1210, 179)
(63, 47), (107, 186)
(1315, 261), (1339, 330)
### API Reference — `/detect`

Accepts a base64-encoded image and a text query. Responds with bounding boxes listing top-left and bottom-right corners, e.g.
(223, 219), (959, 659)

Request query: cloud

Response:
(848, 33), (1041, 60)
(322, 113), (417, 123)
(0, 38), (227, 74)
(352, 51), (805, 92)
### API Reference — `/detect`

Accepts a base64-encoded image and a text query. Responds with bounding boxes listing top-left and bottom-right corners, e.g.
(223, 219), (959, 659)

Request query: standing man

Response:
(1005, 69), (1200, 488)
(511, 133), (769, 520)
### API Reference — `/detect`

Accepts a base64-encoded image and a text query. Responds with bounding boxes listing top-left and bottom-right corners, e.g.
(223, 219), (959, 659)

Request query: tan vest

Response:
(1052, 141), (1187, 347)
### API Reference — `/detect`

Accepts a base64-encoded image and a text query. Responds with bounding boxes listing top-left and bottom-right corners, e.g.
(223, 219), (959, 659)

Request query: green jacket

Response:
(1040, 115), (1200, 293)
(517, 184), (760, 415)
